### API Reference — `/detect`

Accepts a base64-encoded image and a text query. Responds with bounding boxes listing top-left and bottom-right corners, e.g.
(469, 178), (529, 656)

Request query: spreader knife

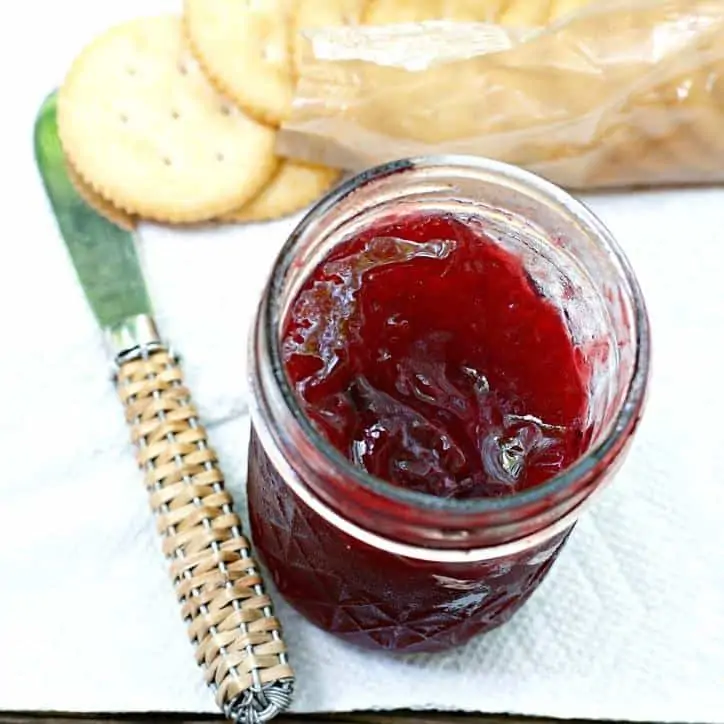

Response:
(34, 89), (294, 724)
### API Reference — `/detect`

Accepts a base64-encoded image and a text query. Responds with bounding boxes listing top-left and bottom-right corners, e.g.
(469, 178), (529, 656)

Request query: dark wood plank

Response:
(0, 712), (656, 724)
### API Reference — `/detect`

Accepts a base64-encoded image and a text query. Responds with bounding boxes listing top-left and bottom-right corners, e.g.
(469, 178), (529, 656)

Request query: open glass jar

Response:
(247, 156), (650, 654)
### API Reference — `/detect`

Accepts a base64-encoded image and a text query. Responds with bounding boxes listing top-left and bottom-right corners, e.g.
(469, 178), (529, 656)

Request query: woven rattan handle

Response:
(115, 345), (294, 724)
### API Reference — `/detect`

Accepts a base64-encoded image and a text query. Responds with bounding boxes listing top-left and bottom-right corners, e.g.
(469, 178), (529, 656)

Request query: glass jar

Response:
(247, 156), (651, 654)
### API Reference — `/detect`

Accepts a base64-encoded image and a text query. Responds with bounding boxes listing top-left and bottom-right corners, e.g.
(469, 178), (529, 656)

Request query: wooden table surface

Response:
(0, 713), (656, 724)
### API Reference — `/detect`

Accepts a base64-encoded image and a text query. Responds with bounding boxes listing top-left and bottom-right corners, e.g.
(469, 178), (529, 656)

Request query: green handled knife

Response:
(34, 90), (294, 724)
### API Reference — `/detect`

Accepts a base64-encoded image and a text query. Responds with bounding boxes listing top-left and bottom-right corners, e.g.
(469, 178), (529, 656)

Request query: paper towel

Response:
(1, 1), (722, 721)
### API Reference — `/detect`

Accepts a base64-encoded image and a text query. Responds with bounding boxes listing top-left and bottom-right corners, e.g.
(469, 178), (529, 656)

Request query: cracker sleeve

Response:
(278, 0), (724, 190)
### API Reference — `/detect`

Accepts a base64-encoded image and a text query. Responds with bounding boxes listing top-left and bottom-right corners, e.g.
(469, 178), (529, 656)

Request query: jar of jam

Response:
(247, 156), (650, 654)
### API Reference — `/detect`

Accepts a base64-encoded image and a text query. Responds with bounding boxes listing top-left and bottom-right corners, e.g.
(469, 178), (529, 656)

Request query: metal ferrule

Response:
(107, 314), (164, 364)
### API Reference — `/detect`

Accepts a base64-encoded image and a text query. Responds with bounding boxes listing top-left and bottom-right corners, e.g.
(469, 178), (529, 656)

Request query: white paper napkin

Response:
(1, 2), (722, 722)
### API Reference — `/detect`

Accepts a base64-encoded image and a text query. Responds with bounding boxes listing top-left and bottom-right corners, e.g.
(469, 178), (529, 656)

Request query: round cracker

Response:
(364, 0), (591, 26)
(548, 0), (594, 22)
(58, 15), (278, 223)
(66, 161), (137, 231)
(184, 0), (294, 126)
(293, 0), (369, 71)
(223, 161), (340, 222)
(363, 0), (504, 24)
(498, 0), (554, 26)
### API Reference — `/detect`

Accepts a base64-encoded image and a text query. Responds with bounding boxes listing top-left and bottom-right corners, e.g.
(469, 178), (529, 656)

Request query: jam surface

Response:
(283, 213), (589, 498)
(247, 211), (590, 653)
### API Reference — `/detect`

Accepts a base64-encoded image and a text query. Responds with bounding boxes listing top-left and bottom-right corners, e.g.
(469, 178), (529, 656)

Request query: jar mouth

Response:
(260, 154), (651, 516)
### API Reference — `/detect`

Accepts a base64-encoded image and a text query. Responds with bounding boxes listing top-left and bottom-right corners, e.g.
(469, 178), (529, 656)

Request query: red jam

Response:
(248, 212), (591, 652)
(284, 213), (589, 496)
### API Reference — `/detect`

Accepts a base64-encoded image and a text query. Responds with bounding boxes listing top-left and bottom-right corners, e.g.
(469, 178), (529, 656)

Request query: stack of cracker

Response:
(57, 2), (360, 228)
(58, 0), (593, 228)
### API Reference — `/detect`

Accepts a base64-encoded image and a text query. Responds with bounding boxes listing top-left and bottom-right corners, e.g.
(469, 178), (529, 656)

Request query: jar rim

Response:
(259, 154), (651, 517)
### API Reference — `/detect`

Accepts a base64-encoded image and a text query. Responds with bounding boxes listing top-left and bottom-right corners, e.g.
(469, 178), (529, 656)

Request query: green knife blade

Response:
(33, 90), (152, 336)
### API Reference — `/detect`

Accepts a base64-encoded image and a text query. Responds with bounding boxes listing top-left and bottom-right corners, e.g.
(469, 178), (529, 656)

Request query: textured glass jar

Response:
(247, 156), (650, 654)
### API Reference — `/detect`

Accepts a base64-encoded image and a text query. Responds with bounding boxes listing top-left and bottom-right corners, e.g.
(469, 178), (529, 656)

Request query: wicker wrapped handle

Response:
(115, 346), (294, 724)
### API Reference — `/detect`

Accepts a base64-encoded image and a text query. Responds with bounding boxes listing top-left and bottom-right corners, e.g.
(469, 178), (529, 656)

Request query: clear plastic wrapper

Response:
(279, 0), (724, 189)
